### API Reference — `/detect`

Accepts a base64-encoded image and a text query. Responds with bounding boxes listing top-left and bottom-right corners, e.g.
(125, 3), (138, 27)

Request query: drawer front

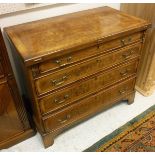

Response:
(39, 46), (98, 74)
(35, 43), (141, 96)
(37, 32), (142, 74)
(43, 77), (136, 132)
(99, 32), (142, 52)
(39, 60), (138, 115)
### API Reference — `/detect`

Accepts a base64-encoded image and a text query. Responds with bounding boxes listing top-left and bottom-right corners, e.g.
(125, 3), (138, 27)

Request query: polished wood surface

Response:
(32, 34), (142, 79)
(4, 7), (150, 148)
(43, 77), (136, 132)
(39, 45), (98, 74)
(4, 6), (149, 66)
(35, 43), (141, 96)
(34, 32), (142, 76)
(0, 29), (35, 149)
(121, 4), (155, 96)
(39, 60), (138, 115)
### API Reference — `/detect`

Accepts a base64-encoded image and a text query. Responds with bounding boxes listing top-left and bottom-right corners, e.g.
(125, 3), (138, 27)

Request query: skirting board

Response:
(135, 85), (155, 96)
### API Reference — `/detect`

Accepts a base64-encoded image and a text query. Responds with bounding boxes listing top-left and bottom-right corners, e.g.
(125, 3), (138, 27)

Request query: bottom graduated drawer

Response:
(43, 77), (136, 132)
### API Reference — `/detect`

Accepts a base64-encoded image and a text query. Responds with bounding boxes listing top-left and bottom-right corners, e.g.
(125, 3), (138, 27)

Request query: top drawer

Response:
(99, 32), (143, 52)
(35, 43), (141, 96)
(36, 32), (143, 75)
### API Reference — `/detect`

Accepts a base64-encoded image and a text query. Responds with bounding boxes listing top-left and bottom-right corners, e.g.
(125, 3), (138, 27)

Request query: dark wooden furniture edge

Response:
(0, 29), (36, 149)
(0, 129), (35, 149)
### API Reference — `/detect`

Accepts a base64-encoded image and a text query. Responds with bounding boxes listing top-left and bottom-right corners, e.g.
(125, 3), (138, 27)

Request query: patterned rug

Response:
(85, 105), (155, 152)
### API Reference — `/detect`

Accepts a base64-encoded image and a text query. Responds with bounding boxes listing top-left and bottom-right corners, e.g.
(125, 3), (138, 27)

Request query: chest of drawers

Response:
(4, 6), (150, 148)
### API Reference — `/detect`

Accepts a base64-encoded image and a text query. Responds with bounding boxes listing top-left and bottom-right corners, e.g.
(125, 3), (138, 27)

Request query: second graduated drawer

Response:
(39, 60), (138, 115)
(35, 43), (141, 96)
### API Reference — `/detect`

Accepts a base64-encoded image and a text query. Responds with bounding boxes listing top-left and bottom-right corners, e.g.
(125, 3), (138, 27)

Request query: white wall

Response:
(0, 3), (120, 94)
(0, 3), (120, 28)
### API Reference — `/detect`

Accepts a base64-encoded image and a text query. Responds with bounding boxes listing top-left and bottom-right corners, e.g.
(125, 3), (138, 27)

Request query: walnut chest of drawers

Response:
(4, 6), (151, 148)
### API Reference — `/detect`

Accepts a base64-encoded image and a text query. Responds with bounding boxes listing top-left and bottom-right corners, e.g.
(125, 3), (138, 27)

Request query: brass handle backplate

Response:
(55, 60), (61, 65)
(54, 94), (69, 104)
(67, 56), (72, 62)
(52, 75), (68, 86)
(121, 37), (132, 46)
(121, 39), (125, 46)
(58, 114), (71, 124)
(119, 88), (128, 95)
(120, 69), (130, 76)
(54, 56), (72, 67)
(122, 49), (134, 59)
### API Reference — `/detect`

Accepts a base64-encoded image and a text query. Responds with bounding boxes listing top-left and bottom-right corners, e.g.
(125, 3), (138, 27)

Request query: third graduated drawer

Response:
(35, 43), (141, 96)
(42, 77), (136, 132)
(39, 59), (138, 115)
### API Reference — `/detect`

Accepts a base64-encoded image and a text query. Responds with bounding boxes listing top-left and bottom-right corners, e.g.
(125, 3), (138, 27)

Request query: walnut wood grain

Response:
(43, 77), (136, 132)
(4, 6), (150, 66)
(39, 60), (138, 115)
(4, 7), (150, 148)
(35, 43), (141, 96)
(36, 32), (142, 75)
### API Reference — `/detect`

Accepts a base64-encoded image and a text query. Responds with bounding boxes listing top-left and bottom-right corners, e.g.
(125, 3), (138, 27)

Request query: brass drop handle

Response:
(119, 88), (127, 94)
(120, 69), (130, 76)
(122, 53), (130, 59)
(55, 56), (72, 66)
(67, 56), (72, 62)
(54, 94), (69, 104)
(122, 50), (134, 59)
(121, 39), (125, 46)
(121, 37), (132, 46)
(55, 60), (61, 65)
(52, 75), (68, 86)
(58, 114), (71, 124)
